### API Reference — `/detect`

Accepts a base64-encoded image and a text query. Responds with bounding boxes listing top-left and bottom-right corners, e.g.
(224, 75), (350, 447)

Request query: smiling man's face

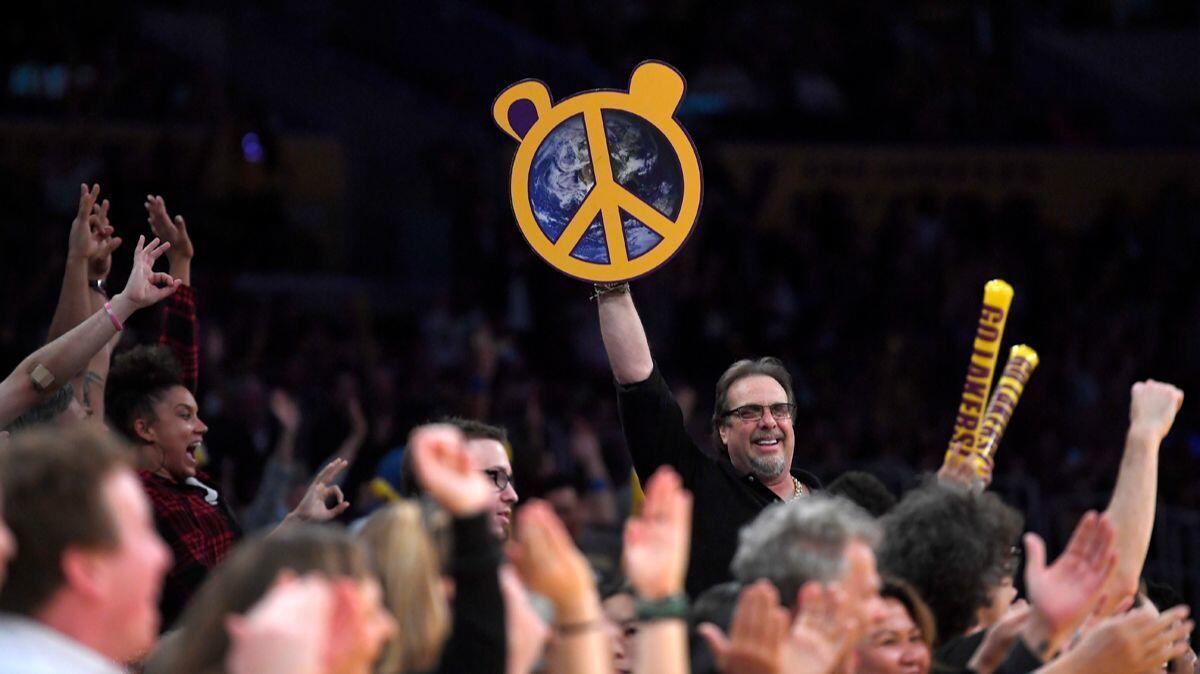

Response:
(718, 375), (795, 482)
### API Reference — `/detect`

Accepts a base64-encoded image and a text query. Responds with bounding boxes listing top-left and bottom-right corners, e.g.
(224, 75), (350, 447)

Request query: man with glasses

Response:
(401, 417), (519, 540)
(594, 284), (819, 596)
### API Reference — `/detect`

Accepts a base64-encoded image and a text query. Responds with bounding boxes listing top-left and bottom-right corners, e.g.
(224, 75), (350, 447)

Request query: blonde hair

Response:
(360, 501), (451, 674)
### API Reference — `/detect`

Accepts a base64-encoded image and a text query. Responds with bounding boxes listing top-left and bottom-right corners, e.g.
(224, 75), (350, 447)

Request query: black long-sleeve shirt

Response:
(426, 513), (506, 674)
(616, 366), (820, 597)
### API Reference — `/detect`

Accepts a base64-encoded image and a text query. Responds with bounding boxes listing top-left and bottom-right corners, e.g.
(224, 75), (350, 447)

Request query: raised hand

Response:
(409, 424), (493, 517)
(290, 458), (351, 522)
(508, 500), (597, 618)
(1022, 511), (1117, 657)
(937, 442), (991, 492)
(499, 566), (550, 674)
(225, 572), (333, 674)
(969, 599), (1032, 674)
(782, 582), (859, 674)
(1129, 380), (1184, 441)
(68, 184), (122, 280)
(697, 580), (788, 674)
(269, 389), (302, 435)
(623, 466), (692, 600)
(145, 194), (194, 261)
(1052, 604), (1193, 674)
(114, 235), (181, 309)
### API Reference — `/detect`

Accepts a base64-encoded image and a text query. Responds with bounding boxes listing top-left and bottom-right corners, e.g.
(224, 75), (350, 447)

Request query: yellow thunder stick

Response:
(948, 279), (1014, 453)
(976, 345), (1039, 463)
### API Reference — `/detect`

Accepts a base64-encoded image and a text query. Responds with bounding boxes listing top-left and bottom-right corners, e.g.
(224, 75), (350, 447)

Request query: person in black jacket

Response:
(596, 284), (820, 597)
(365, 423), (506, 674)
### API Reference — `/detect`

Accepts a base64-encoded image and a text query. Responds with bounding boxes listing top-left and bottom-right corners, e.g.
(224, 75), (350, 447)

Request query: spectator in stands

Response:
(825, 471), (898, 518)
(0, 232), (181, 430)
(597, 283), (819, 596)
(853, 578), (935, 674)
(401, 417), (519, 540)
(360, 423), (505, 674)
(106, 342), (355, 629)
(146, 525), (395, 674)
(0, 425), (172, 671)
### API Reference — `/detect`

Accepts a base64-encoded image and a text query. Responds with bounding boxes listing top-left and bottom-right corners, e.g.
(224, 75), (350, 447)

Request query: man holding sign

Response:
(596, 284), (819, 597)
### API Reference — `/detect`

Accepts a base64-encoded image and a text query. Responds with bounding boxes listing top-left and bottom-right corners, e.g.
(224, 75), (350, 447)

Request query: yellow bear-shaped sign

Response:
(492, 61), (703, 283)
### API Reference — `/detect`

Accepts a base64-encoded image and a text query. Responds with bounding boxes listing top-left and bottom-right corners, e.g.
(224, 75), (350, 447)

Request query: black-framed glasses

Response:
(483, 467), (512, 492)
(722, 403), (796, 423)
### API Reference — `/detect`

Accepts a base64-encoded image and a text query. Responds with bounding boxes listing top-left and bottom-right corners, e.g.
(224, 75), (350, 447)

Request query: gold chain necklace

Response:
(791, 476), (804, 500)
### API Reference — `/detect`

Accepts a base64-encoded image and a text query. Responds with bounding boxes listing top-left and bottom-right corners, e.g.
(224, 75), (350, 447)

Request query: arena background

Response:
(2, 0), (1199, 604)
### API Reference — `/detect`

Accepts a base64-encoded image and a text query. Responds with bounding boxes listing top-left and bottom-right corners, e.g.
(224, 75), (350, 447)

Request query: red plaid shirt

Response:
(158, 284), (199, 391)
(140, 470), (241, 628)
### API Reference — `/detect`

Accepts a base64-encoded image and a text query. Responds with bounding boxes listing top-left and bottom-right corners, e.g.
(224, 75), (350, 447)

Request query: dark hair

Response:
(105, 344), (184, 442)
(710, 357), (796, 453)
(0, 425), (132, 615)
(877, 481), (1024, 645)
(400, 418), (510, 497)
(689, 582), (744, 674)
(881, 576), (937, 648)
(826, 471), (898, 518)
(438, 416), (508, 444)
(5, 383), (75, 433)
(158, 525), (373, 674)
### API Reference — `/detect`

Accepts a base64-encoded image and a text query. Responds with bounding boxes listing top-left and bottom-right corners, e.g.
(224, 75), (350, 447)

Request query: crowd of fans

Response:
(0, 177), (1196, 674)
(2, 4), (1199, 673)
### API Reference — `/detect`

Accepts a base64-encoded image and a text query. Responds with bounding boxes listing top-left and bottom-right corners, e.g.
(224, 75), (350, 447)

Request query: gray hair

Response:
(731, 495), (880, 605)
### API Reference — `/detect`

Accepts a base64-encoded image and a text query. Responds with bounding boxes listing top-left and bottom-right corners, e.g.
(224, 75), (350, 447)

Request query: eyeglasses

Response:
(483, 467), (512, 492)
(722, 403), (796, 423)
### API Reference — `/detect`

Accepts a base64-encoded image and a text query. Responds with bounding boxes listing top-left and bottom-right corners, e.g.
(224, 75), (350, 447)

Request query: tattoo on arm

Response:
(82, 371), (104, 417)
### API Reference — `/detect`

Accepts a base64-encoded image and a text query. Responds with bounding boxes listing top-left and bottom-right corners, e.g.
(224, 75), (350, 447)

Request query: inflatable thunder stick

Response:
(948, 280), (1014, 452)
(975, 345), (1039, 463)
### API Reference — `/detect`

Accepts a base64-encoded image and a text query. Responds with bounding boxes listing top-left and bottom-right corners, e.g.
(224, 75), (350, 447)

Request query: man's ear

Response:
(61, 547), (106, 601)
(718, 423), (730, 447)
(132, 417), (156, 444)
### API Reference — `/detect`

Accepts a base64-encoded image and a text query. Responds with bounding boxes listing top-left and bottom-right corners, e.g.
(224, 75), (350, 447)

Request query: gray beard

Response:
(748, 451), (787, 481)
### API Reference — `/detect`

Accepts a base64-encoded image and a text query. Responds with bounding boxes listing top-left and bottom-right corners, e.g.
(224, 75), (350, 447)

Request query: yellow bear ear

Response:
(492, 80), (553, 141)
(627, 61), (685, 118)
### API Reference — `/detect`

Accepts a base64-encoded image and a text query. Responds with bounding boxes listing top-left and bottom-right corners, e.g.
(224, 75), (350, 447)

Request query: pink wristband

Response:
(103, 302), (124, 332)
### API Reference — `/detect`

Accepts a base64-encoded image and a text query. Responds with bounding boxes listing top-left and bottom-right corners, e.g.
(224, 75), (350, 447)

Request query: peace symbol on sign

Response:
(493, 61), (703, 283)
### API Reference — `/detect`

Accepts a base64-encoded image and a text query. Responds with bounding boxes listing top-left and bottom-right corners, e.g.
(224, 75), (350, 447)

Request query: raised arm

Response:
(624, 467), (692, 674)
(146, 194), (193, 285)
(0, 236), (181, 428)
(147, 194), (199, 390)
(597, 287), (654, 385)
(47, 184), (120, 342)
(1101, 380), (1183, 607)
(511, 501), (611, 674)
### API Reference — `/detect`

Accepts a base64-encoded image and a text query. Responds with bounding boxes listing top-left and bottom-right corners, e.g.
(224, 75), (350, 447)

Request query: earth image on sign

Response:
(528, 110), (682, 264)
(492, 61), (703, 283)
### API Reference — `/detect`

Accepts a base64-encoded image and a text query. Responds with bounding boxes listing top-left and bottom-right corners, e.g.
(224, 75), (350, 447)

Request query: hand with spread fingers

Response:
(1044, 604), (1193, 674)
(1021, 511), (1117, 659)
(623, 466), (692, 600)
(970, 599), (1032, 674)
(782, 581), (860, 674)
(698, 580), (790, 674)
(111, 235), (182, 311)
(288, 458), (352, 523)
